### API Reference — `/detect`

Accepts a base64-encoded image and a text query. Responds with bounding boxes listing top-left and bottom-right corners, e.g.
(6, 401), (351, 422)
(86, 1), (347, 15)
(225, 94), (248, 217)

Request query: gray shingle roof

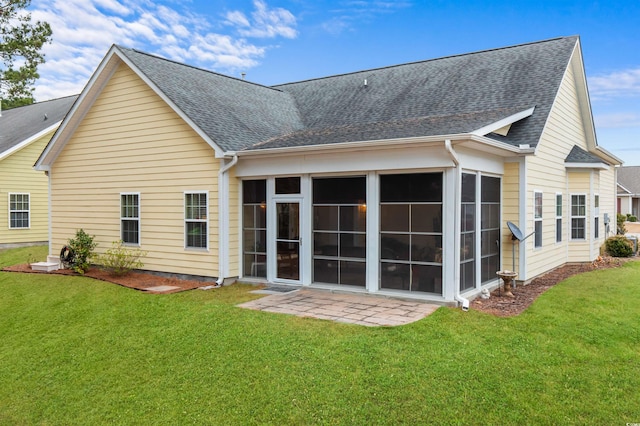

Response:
(617, 166), (640, 195)
(565, 145), (605, 164)
(0, 95), (78, 155)
(116, 36), (578, 153)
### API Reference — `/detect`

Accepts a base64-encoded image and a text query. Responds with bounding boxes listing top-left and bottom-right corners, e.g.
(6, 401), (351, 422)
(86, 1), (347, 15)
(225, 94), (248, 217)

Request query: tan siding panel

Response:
(50, 63), (221, 277)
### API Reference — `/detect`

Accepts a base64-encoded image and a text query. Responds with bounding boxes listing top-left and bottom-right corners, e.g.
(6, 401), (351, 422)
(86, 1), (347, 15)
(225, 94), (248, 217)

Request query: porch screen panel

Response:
(481, 176), (501, 283)
(312, 177), (366, 287)
(243, 180), (267, 278)
(460, 173), (476, 291)
(380, 173), (443, 294)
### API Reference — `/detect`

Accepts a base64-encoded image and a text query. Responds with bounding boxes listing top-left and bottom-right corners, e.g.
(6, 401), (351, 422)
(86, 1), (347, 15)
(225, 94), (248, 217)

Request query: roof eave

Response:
(565, 162), (609, 170)
(0, 121), (60, 162)
(232, 133), (527, 158)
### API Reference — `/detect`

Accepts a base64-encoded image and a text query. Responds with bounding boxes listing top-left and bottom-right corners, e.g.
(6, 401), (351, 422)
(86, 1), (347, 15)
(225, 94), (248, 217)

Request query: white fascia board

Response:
(115, 49), (225, 158)
(594, 145), (623, 165)
(232, 133), (525, 159)
(470, 106), (536, 137)
(565, 162), (609, 170)
(617, 182), (632, 194)
(0, 122), (60, 162)
(35, 46), (122, 171)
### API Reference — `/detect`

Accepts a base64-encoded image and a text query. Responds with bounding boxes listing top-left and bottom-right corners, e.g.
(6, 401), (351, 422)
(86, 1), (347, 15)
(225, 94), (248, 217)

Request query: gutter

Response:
(444, 140), (469, 311)
(216, 154), (239, 286)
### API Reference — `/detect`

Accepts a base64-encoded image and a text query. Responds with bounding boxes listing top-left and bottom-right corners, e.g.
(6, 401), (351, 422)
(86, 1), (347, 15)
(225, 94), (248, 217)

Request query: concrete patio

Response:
(238, 288), (441, 327)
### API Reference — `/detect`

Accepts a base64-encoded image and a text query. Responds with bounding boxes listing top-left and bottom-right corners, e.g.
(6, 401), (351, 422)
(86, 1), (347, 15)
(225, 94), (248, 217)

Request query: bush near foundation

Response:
(605, 235), (634, 258)
(67, 229), (97, 274)
(96, 240), (147, 276)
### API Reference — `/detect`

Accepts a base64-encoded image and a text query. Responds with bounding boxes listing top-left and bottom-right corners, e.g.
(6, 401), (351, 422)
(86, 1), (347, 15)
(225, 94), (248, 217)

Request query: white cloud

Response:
(594, 112), (640, 129)
(589, 68), (640, 100)
(28, 0), (298, 101)
(322, 0), (412, 35)
(225, 0), (297, 39)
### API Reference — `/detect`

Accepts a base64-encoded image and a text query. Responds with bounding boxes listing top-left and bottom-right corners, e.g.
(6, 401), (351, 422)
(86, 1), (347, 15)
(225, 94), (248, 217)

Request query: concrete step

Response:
(30, 262), (60, 272)
(47, 255), (60, 264)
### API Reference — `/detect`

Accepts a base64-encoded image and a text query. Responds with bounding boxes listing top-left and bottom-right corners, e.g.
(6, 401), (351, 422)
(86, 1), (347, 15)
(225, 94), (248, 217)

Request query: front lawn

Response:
(1, 246), (639, 424)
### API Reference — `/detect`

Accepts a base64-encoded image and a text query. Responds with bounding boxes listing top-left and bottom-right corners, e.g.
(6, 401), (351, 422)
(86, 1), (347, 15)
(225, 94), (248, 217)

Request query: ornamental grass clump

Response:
(96, 240), (147, 276)
(67, 229), (97, 274)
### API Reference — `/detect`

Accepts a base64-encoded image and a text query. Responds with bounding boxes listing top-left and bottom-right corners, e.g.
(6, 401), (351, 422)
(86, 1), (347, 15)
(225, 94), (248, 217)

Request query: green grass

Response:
(1, 245), (639, 425)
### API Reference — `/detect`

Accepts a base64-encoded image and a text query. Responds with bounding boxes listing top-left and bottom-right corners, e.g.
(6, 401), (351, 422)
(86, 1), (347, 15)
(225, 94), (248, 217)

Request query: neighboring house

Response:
(617, 166), (640, 217)
(0, 96), (77, 247)
(35, 36), (621, 304)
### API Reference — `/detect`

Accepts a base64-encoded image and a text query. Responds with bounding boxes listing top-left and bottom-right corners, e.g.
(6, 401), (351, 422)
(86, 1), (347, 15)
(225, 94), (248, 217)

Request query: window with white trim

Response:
(571, 194), (586, 240)
(556, 193), (562, 243)
(534, 191), (543, 248)
(121, 193), (140, 244)
(594, 194), (600, 239)
(9, 193), (30, 229)
(185, 192), (208, 249)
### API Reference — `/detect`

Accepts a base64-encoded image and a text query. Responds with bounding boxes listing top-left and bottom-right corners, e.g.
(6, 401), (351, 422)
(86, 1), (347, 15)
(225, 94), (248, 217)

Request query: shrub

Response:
(67, 229), (97, 274)
(605, 235), (634, 257)
(96, 240), (147, 276)
(617, 213), (627, 235)
(629, 215), (638, 222)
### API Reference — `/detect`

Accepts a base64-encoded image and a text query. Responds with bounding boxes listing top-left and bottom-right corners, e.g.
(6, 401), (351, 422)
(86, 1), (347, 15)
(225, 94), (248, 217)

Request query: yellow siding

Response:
(50, 63), (221, 277)
(502, 161), (520, 272)
(0, 131), (52, 245)
(525, 59), (605, 277)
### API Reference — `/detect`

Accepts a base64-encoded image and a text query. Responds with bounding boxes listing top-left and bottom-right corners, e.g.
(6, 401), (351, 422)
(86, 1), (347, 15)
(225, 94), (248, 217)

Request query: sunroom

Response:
(234, 141), (507, 303)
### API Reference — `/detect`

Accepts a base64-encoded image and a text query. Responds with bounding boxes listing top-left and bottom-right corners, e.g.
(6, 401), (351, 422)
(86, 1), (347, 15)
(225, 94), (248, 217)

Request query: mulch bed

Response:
(2, 263), (214, 294)
(471, 256), (635, 316)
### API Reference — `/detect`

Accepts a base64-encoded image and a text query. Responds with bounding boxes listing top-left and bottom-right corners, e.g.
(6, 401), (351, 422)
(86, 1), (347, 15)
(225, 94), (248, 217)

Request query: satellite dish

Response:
(507, 221), (524, 241)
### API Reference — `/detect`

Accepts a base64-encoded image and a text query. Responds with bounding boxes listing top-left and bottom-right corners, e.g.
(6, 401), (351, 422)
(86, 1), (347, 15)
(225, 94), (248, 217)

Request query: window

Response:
(481, 176), (501, 284)
(275, 177), (300, 194)
(556, 193), (562, 243)
(380, 173), (443, 294)
(185, 192), (208, 249)
(460, 173), (476, 292)
(120, 194), (140, 244)
(243, 180), (267, 278)
(534, 191), (543, 248)
(9, 193), (29, 229)
(571, 194), (586, 240)
(313, 177), (367, 287)
(594, 194), (600, 239)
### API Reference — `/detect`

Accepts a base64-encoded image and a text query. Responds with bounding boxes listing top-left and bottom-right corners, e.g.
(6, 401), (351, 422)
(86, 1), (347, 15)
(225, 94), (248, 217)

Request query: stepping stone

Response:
(144, 285), (181, 293)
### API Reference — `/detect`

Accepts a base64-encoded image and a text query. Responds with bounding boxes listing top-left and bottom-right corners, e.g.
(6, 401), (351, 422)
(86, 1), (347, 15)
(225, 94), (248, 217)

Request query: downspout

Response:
(445, 140), (469, 311)
(216, 154), (239, 286)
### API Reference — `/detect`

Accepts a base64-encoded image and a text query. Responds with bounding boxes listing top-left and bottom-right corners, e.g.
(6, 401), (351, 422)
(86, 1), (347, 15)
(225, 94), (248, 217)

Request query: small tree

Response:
(617, 213), (627, 235)
(0, 0), (53, 109)
(96, 240), (147, 276)
(67, 229), (97, 274)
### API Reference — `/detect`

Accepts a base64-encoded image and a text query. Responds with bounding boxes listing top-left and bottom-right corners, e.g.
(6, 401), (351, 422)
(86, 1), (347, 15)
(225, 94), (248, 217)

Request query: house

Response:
(617, 166), (640, 218)
(35, 36), (621, 305)
(0, 96), (77, 248)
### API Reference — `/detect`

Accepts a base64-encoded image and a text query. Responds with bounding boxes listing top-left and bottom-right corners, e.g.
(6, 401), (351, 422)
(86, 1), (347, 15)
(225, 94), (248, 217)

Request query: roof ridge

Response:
(273, 36), (577, 87)
(116, 45), (285, 93)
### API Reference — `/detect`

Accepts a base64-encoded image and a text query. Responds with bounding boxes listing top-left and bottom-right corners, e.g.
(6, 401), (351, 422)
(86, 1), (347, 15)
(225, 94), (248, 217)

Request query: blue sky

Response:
(29, 0), (640, 165)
